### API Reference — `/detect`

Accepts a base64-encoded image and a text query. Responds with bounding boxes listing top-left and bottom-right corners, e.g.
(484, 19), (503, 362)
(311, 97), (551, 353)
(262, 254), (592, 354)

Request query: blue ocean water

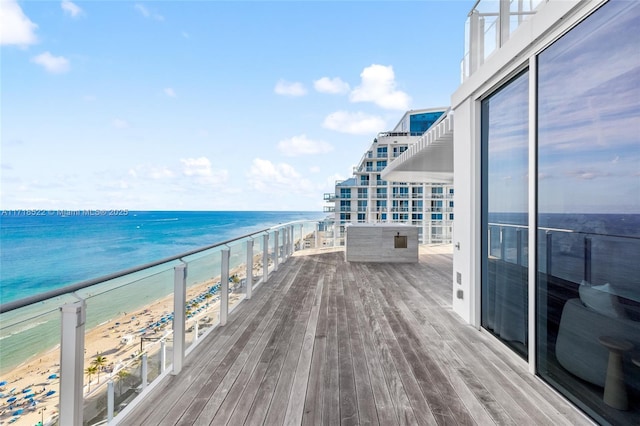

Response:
(0, 211), (323, 373)
(0, 210), (323, 305)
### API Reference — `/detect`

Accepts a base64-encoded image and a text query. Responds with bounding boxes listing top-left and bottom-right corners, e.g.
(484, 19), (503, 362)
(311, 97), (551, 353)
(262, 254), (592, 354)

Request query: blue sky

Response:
(1, 0), (474, 211)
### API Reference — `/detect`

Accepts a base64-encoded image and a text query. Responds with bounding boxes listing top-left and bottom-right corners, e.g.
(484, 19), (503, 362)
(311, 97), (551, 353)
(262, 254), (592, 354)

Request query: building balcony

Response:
(323, 206), (335, 213)
(323, 193), (337, 201)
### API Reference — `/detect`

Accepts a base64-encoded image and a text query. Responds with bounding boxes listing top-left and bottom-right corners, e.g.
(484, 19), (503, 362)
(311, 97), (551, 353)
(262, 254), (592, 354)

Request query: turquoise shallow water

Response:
(0, 211), (323, 373)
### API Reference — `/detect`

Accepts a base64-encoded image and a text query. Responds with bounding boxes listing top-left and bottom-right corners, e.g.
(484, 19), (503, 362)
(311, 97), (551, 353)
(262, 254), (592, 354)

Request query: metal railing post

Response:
(59, 299), (86, 426)
(516, 228), (523, 266)
(284, 227), (289, 258)
(160, 340), (166, 373)
(107, 380), (114, 423)
(246, 238), (254, 299)
(500, 227), (506, 261)
(220, 247), (230, 326)
(173, 263), (187, 375)
(141, 353), (148, 390)
(299, 224), (304, 251)
(469, 9), (481, 75)
(194, 321), (199, 342)
(584, 236), (592, 283)
(263, 233), (269, 284)
(274, 230), (280, 271)
(315, 223), (319, 248)
(546, 231), (553, 278)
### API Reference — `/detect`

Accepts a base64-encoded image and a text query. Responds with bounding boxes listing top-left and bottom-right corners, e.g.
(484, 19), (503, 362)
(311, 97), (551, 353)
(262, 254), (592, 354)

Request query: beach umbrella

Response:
(12, 409), (23, 415)
(48, 374), (58, 379)
(21, 388), (31, 393)
(45, 390), (56, 397)
(7, 396), (16, 402)
(0, 380), (7, 386)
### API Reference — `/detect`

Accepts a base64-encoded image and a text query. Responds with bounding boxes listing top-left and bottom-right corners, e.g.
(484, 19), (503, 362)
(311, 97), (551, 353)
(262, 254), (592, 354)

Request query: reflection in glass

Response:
(536, 1), (640, 424)
(481, 70), (529, 359)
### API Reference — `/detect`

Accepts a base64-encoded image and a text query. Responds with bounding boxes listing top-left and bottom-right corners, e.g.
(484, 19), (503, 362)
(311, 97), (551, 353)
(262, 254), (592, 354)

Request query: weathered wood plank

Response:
(341, 266), (380, 426)
(322, 268), (340, 426)
(301, 263), (332, 426)
(336, 269), (358, 426)
(283, 275), (324, 426)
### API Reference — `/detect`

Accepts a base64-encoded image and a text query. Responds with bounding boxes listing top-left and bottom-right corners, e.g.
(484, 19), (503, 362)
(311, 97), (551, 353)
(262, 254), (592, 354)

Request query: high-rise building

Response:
(324, 108), (454, 246)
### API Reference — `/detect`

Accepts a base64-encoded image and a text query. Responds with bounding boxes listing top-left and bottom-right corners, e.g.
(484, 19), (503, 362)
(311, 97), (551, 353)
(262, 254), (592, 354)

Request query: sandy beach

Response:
(0, 257), (268, 426)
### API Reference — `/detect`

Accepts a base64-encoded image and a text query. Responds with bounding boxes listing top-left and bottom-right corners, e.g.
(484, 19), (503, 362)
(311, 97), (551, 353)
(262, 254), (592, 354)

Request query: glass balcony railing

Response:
(0, 220), (321, 426)
(461, 0), (543, 82)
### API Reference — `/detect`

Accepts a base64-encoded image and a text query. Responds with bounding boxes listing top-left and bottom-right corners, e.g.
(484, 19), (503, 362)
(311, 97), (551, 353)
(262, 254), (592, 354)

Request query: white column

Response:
(527, 55), (538, 375)
(274, 230), (280, 271)
(59, 299), (86, 426)
(262, 233), (269, 283)
(499, 0), (510, 47)
(469, 9), (482, 74)
(172, 263), (186, 375)
(107, 380), (114, 423)
(246, 238), (254, 299)
(220, 247), (230, 326)
(315, 223), (319, 248)
(160, 340), (166, 373)
(299, 224), (304, 251)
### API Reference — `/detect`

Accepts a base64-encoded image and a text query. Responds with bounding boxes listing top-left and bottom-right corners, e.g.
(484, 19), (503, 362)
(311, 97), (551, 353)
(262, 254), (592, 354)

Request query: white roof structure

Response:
(381, 110), (453, 184)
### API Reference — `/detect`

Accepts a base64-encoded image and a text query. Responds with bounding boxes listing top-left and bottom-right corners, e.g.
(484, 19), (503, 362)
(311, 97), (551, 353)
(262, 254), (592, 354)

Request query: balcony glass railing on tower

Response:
(462, 0), (544, 81)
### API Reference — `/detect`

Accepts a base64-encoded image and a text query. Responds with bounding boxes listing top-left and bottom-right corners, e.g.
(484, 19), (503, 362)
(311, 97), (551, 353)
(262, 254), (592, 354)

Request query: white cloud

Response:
(309, 166), (321, 173)
(350, 64), (411, 110)
(0, 0), (38, 46)
(322, 111), (386, 135)
(31, 52), (70, 73)
(325, 172), (346, 188)
(314, 77), (350, 95)
(61, 1), (83, 18)
(247, 158), (314, 194)
(164, 87), (176, 97)
(277, 134), (333, 157)
(112, 118), (130, 129)
(128, 164), (175, 180)
(274, 80), (307, 97)
(134, 4), (164, 21)
(181, 157), (213, 177)
(180, 157), (228, 186)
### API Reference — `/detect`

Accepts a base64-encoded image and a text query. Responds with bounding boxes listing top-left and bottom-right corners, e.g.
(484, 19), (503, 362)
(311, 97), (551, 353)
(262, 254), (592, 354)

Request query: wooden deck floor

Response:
(121, 247), (592, 426)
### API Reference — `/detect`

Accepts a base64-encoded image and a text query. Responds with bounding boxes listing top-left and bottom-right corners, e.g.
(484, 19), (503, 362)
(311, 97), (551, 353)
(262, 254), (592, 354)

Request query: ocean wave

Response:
(0, 319), (50, 339)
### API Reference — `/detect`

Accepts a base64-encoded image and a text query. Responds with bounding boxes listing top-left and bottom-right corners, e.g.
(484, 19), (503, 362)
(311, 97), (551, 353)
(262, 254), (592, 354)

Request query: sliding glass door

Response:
(481, 70), (529, 359)
(536, 1), (640, 424)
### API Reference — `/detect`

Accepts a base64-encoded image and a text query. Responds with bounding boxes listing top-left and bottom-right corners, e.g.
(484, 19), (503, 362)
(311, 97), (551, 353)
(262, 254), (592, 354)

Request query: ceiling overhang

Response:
(381, 111), (453, 184)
